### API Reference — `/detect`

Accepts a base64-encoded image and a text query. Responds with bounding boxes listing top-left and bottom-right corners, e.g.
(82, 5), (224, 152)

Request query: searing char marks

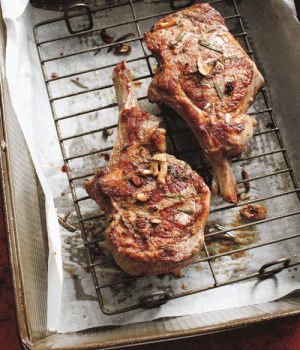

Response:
(144, 3), (264, 203)
(85, 61), (210, 276)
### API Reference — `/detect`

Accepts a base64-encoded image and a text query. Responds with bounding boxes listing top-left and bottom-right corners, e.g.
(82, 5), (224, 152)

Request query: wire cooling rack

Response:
(34, 0), (300, 314)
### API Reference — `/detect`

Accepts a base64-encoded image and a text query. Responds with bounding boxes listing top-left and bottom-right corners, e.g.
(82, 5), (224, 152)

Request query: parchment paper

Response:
(3, 0), (300, 334)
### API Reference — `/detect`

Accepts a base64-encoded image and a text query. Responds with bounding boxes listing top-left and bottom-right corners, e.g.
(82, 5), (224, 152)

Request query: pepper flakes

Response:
(100, 29), (114, 43)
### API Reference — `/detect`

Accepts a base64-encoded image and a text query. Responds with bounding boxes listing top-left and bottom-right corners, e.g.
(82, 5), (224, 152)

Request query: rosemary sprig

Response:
(198, 39), (223, 53)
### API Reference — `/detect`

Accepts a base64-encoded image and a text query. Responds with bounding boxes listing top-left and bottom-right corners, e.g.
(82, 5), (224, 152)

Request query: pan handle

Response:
(64, 3), (93, 34)
(258, 257), (290, 279)
(139, 291), (170, 309)
(169, 0), (195, 10)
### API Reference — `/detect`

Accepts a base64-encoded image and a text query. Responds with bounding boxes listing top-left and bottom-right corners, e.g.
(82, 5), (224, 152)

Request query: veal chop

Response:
(144, 3), (264, 203)
(85, 61), (210, 276)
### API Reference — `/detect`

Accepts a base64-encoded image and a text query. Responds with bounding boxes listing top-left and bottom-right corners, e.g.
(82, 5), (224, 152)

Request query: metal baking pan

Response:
(1, 0), (300, 349)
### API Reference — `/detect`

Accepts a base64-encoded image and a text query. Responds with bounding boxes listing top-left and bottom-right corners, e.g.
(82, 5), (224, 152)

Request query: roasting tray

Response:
(1, 0), (300, 349)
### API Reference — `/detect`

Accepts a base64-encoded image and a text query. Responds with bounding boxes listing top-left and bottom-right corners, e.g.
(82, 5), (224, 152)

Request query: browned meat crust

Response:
(144, 3), (264, 203)
(85, 61), (210, 276)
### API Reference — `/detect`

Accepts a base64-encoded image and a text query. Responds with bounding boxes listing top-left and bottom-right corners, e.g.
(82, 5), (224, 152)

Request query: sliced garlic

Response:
(152, 154), (166, 162)
(225, 113), (231, 123)
(155, 18), (178, 29)
(157, 161), (168, 184)
(149, 161), (159, 176)
(141, 169), (151, 176)
(197, 56), (213, 76)
(149, 154), (168, 184)
(136, 193), (150, 202)
(150, 218), (161, 224)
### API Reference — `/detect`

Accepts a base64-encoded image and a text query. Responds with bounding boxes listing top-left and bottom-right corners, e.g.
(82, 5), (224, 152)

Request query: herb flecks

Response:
(198, 39), (223, 53)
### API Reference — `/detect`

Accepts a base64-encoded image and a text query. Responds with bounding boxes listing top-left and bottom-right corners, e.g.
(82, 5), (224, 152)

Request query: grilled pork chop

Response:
(85, 61), (210, 276)
(144, 3), (265, 203)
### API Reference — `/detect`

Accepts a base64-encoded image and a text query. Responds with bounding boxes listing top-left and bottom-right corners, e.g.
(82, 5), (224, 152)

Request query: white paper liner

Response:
(3, 0), (300, 334)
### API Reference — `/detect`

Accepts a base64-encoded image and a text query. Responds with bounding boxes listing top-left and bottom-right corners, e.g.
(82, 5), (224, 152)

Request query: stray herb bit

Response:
(213, 223), (241, 243)
(178, 209), (194, 214)
(71, 79), (89, 89)
(63, 211), (70, 222)
(100, 29), (114, 43)
(169, 30), (186, 48)
(198, 39), (223, 53)
(214, 81), (224, 98)
(58, 215), (76, 232)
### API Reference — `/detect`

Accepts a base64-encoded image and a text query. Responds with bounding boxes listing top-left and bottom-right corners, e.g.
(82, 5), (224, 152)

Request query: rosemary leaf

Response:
(159, 245), (178, 252)
(214, 81), (224, 99)
(165, 193), (186, 198)
(205, 25), (220, 33)
(118, 145), (130, 152)
(198, 39), (223, 53)
(71, 79), (89, 89)
(169, 31), (187, 48)
(178, 209), (194, 214)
